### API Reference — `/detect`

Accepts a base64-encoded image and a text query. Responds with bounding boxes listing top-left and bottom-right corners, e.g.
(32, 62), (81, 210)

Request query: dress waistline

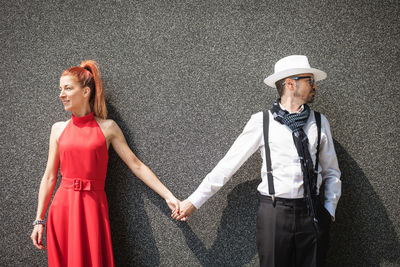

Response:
(61, 177), (105, 191)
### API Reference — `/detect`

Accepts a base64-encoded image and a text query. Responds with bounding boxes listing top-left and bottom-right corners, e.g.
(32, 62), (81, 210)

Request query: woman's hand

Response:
(165, 194), (180, 214)
(30, 224), (45, 250)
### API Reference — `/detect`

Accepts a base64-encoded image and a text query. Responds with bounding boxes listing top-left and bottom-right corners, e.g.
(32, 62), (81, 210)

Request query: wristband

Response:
(32, 219), (46, 226)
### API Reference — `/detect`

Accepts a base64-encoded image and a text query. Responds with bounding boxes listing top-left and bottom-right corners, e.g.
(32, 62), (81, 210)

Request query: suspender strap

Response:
(314, 111), (321, 173)
(263, 111), (275, 205)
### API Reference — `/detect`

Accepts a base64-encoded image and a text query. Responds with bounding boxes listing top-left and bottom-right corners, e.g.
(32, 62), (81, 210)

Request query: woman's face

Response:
(59, 75), (89, 111)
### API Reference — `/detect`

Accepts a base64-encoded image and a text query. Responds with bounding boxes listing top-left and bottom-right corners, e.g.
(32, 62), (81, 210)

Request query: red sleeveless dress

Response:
(46, 112), (115, 267)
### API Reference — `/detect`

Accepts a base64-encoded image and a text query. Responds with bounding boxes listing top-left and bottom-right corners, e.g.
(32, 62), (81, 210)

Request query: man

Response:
(174, 55), (341, 267)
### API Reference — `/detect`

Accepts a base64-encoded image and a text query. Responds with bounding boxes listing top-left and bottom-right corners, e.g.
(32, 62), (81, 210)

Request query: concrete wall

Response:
(1, 0), (399, 266)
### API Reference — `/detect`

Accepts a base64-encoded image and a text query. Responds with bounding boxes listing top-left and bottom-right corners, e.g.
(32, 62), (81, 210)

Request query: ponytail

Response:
(61, 60), (107, 119)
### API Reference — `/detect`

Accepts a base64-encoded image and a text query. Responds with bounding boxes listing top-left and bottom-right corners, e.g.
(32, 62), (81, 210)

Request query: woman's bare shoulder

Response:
(50, 120), (70, 140)
(95, 118), (122, 138)
(52, 120), (69, 130)
(96, 118), (118, 129)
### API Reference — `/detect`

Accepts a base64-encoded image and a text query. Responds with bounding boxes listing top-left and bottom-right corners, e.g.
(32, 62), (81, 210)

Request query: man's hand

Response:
(172, 199), (196, 221)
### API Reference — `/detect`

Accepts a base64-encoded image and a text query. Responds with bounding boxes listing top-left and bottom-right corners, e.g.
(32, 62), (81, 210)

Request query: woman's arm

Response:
(106, 120), (180, 212)
(30, 122), (62, 250)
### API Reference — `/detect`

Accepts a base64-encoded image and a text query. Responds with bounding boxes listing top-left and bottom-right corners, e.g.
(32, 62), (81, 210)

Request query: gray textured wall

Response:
(1, 0), (399, 266)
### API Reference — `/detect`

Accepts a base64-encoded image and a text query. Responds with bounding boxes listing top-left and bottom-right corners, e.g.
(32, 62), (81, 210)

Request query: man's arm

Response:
(174, 113), (263, 220)
(319, 115), (342, 220)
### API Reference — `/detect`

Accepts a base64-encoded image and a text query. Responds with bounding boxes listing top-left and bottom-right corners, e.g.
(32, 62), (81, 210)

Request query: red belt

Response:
(61, 177), (105, 191)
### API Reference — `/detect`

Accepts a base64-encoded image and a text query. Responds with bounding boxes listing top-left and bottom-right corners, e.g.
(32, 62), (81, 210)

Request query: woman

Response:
(30, 60), (180, 267)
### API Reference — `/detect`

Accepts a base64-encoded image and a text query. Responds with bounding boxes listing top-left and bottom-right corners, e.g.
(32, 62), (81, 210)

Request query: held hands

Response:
(172, 199), (196, 222)
(31, 225), (45, 250)
(164, 194), (188, 221)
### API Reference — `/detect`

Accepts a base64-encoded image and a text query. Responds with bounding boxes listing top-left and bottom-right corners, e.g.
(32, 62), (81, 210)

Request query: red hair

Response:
(61, 60), (107, 119)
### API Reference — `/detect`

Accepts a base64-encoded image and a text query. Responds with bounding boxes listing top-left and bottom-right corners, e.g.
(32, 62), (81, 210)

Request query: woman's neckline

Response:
(71, 112), (94, 124)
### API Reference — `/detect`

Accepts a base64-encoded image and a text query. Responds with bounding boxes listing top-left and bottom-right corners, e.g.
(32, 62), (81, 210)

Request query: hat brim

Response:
(264, 68), (327, 88)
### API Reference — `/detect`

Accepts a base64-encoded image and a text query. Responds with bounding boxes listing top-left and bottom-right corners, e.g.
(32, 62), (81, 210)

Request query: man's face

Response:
(293, 73), (317, 104)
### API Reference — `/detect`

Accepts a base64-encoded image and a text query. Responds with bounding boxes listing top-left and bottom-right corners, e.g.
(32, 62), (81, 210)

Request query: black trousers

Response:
(256, 195), (332, 267)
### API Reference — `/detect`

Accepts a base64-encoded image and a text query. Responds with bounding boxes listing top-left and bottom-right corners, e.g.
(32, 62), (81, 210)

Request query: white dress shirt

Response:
(188, 109), (342, 218)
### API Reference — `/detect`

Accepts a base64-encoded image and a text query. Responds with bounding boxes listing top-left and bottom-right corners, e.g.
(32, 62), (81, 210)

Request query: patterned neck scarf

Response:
(270, 99), (310, 132)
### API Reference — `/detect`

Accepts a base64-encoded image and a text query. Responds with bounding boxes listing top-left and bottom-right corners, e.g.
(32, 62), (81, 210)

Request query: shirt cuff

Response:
(188, 192), (208, 209)
(324, 202), (336, 221)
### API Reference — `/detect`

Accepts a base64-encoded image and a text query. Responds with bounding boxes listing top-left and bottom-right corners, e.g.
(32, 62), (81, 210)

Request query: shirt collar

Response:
(279, 103), (304, 114)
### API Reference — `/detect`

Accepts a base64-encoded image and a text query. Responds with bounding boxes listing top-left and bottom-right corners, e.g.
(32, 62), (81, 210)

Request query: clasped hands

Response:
(165, 196), (196, 221)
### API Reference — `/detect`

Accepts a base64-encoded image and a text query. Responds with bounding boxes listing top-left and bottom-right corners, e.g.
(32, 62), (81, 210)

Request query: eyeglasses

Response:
(282, 76), (315, 86)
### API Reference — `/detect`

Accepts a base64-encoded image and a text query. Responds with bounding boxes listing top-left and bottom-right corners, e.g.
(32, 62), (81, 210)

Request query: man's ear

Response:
(284, 78), (296, 92)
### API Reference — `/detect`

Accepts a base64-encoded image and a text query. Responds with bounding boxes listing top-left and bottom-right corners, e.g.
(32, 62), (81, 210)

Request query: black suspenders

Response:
(263, 112), (275, 198)
(314, 111), (321, 174)
(263, 110), (321, 205)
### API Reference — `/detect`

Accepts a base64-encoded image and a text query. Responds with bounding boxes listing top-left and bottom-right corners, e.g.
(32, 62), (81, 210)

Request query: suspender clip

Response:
(271, 195), (276, 207)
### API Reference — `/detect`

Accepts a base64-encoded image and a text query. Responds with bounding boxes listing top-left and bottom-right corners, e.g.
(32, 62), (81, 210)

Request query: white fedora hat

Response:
(264, 55), (327, 88)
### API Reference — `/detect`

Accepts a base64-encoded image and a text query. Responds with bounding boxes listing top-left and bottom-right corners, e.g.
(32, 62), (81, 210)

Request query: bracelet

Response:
(32, 219), (46, 226)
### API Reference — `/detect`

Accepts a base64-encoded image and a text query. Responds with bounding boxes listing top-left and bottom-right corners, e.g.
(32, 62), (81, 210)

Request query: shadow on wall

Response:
(105, 102), (176, 266)
(178, 179), (260, 266)
(327, 140), (400, 266)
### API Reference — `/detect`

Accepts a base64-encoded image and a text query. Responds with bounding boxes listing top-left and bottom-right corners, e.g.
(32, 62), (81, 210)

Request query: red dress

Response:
(47, 112), (114, 267)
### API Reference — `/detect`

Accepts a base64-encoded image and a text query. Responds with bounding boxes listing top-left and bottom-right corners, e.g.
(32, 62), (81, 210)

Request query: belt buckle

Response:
(73, 179), (82, 191)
